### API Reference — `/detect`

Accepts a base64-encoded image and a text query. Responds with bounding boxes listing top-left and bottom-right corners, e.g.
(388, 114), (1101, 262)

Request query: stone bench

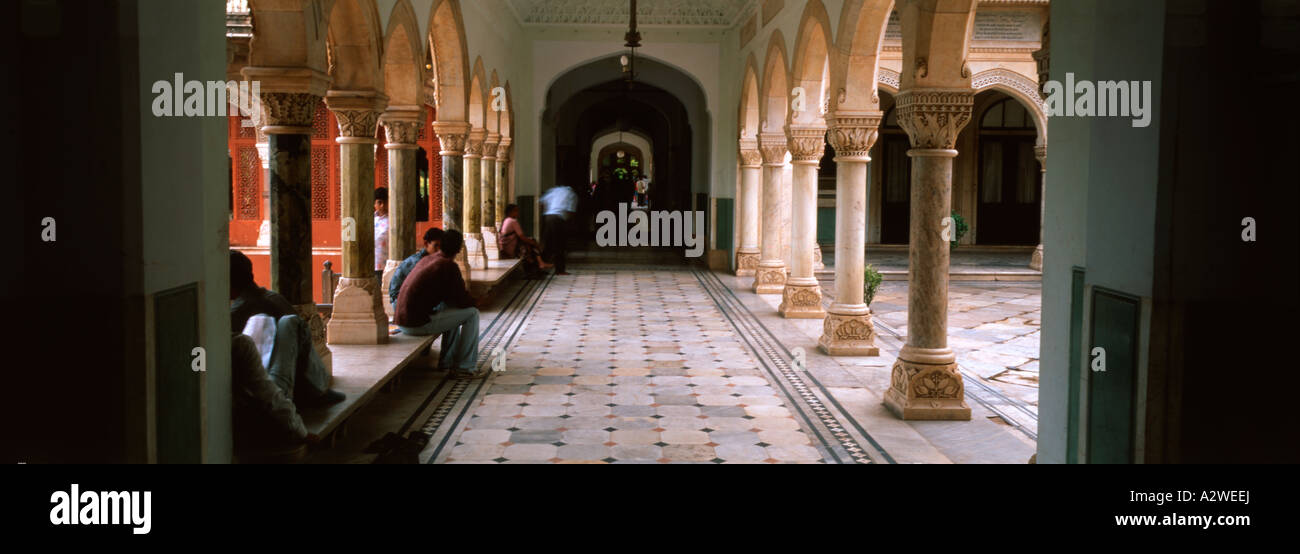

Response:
(298, 332), (440, 443)
(469, 257), (523, 298)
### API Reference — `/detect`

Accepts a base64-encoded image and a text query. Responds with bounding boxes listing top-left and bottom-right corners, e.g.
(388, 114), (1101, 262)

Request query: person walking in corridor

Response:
(541, 184), (578, 275)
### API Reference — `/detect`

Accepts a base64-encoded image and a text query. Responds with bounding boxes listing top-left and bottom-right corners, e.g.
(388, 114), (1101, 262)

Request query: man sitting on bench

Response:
(393, 230), (485, 378)
(230, 250), (345, 407)
(389, 227), (443, 307)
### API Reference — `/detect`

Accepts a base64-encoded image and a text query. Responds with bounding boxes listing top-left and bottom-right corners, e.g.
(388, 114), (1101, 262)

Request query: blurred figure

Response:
(540, 185), (578, 275)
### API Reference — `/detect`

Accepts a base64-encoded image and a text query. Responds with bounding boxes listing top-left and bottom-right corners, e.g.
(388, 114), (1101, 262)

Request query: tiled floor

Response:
(434, 270), (828, 464)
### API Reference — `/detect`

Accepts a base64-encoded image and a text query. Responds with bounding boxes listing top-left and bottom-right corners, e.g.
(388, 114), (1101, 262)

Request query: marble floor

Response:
(306, 250), (1039, 464)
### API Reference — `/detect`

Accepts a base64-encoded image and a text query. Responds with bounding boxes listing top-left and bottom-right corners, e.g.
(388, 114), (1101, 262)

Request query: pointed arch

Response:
(381, 0), (424, 107)
(467, 56), (487, 131)
(831, 0), (893, 114)
(738, 52), (761, 140)
(486, 69), (501, 135)
(789, 0), (833, 126)
(426, 0), (470, 122)
(500, 81), (514, 139)
(759, 30), (790, 135)
(972, 68), (1048, 145)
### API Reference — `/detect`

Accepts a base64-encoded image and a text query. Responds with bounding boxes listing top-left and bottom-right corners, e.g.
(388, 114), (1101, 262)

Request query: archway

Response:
(542, 54), (710, 258)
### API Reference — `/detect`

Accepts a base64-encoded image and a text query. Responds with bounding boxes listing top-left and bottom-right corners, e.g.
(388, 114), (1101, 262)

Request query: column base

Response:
(464, 233), (488, 270)
(882, 358), (970, 420)
(778, 281), (825, 318)
(752, 263), (786, 294)
(326, 277), (390, 345)
(735, 249), (760, 277)
(380, 259), (401, 318)
(482, 226), (500, 261)
(818, 309), (880, 356)
(292, 304), (332, 385)
(1029, 244), (1043, 271)
(812, 244), (825, 271)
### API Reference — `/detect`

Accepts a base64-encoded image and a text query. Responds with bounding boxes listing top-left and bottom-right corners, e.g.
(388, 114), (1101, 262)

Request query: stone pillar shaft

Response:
(325, 92), (388, 345)
(481, 135), (500, 260)
(433, 122), (472, 288)
(257, 89), (332, 374)
(462, 131), (486, 270)
(736, 141), (762, 276)
(496, 140), (511, 225)
(381, 115), (420, 317)
(779, 126), (826, 318)
(884, 90), (974, 420)
(819, 114), (881, 356)
(753, 134), (788, 294)
(1030, 145), (1046, 271)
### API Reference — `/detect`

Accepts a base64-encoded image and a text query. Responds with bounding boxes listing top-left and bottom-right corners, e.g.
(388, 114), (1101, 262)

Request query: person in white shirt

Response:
(540, 185), (578, 275)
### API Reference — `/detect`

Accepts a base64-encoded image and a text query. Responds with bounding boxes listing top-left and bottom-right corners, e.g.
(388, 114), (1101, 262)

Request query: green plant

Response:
(863, 264), (883, 306)
(950, 210), (969, 251)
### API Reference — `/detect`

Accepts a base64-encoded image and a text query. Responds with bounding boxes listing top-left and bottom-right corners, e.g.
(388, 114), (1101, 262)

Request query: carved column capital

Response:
(757, 133), (788, 166)
(1034, 144), (1047, 167)
(738, 137), (761, 167)
(464, 133), (485, 159)
(894, 89), (974, 150)
(332, 109), (381, 143)
(827, 112), (883, 162)
(482, 133), (500, 160)
(432, 121), (470, 156)
(496, 139), (513, 162)
(786, 125), (827, 165)
(382, 119), (420, 150)
(257, 92), (319, 134)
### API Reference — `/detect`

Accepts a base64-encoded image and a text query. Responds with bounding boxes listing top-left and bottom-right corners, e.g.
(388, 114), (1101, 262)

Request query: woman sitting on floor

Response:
(498, 203), (551, 276)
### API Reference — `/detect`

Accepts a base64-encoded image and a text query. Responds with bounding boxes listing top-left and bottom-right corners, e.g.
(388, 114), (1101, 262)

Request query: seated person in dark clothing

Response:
(393, 230), (484, 378)
(230, 250), (344, 406)
(389, 227), (443, 306)
(231, 333), (319, 455)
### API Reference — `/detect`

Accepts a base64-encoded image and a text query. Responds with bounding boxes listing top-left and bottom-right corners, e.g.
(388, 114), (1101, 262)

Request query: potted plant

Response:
(863, 264), (883, 306)
(950, 210), (969, 251)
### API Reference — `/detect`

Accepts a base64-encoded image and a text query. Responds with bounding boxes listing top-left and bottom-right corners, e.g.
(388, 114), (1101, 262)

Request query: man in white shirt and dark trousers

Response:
(541, 185), (578, 275)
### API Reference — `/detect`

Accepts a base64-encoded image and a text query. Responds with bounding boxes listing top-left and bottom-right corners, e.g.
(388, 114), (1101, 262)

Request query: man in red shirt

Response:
(393, 229), (484, 377)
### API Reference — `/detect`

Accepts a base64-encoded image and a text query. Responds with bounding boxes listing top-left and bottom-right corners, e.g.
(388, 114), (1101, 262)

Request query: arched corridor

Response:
(16, 0), (1298, 476)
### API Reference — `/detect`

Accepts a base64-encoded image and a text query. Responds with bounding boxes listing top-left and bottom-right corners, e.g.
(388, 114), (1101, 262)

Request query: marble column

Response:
(753, 133), (788, 294)
(254, 108), (272, 247)
(819, 113), (882, 356)
(496, 138), (511, 225)
(462, 130), (487, 270)
(1029, 145), (1046, 271)
(779, 125), (827, 318)
(324, 91), (388, 345)
(735, 138), (762, 276)
(884, 90), (974, 420)
(257, 90), (332, 373)
(380, 110), (421, 317)
(780, 161), (794, 270)
(481, 133), (500, 260)
(433, 121), (473, 288)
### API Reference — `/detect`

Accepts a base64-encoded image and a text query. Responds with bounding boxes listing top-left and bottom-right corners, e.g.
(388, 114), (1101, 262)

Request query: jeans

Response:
(244, 314), (331, 401)
(398, 302), (480, 373)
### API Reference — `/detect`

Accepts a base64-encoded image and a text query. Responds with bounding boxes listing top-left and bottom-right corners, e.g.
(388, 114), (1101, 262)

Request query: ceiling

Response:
(507, 0), (755, 28)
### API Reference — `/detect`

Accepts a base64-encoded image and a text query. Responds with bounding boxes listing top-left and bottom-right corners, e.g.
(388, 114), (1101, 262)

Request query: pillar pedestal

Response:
(381, 258), (401, 317)
(735, 248), (760, 277)
(778, 279), (825, 318)
(293, 304), (333, 382)
(819, 307), (879, 356)
(327, 277), (388, 344)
